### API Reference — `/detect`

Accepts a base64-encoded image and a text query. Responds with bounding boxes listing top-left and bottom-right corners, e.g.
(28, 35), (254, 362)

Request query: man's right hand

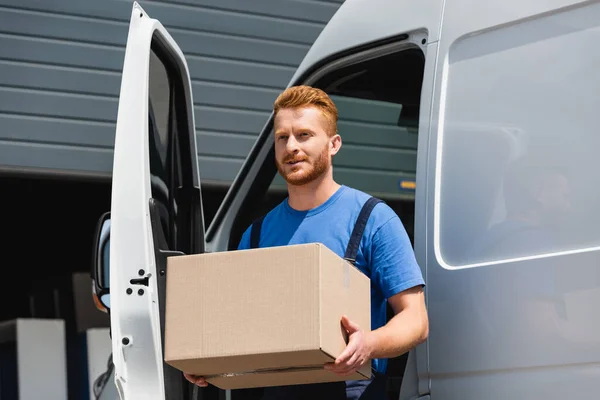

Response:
(184, 373), (208, 387)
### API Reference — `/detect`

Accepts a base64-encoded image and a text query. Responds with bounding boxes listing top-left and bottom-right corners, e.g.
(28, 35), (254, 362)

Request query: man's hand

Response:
(324, 315), (373, 376)
(184, 373), (208, 387)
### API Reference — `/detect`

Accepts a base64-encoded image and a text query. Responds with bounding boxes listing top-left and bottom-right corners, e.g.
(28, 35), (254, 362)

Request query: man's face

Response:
(273, 107), (339, 186)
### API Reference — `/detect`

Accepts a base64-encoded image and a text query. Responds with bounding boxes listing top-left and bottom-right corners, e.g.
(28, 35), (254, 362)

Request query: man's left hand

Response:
(324, 315), (372, 376)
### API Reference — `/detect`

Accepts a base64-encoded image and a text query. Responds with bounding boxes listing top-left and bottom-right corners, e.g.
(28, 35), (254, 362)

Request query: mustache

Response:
(281, 155), (308, 164)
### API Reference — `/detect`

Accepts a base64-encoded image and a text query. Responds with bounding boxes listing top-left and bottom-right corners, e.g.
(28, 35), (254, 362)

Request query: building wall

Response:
(0, 0), (343, 184)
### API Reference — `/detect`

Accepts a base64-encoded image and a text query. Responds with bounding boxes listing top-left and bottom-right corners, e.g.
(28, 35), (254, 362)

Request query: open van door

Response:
(96, 2), (205, 398)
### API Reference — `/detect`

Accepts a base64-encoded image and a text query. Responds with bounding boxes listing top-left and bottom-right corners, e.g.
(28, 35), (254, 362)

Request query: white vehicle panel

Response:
(425, 0), (600, 397)
(290, 0), (443, 85)
(109, 2), (196, 399)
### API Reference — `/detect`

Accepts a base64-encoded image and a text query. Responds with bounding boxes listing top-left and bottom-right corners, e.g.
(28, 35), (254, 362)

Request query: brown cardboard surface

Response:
(164, 243), (371, 390)
(319, 245), (372, 379)
(206, 367), (366, 390)
(168, 349), (331, 377)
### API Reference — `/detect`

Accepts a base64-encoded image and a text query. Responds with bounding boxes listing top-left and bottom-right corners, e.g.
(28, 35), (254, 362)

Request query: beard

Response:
(276, 145), (331, 186)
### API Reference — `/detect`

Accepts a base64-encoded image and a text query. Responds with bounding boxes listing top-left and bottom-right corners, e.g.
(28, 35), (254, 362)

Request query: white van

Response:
(91, 0), (600, 398)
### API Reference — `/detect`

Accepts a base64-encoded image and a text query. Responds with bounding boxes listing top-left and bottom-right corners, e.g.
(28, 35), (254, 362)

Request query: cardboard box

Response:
(164, 243), (371, 390)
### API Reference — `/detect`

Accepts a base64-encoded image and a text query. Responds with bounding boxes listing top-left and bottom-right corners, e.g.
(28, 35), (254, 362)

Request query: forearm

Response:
(367, 306), (428, 360)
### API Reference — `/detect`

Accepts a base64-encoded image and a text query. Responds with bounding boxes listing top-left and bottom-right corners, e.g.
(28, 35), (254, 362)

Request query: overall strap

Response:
(250, 215), (266, 249)
(344, 197), (384, 265)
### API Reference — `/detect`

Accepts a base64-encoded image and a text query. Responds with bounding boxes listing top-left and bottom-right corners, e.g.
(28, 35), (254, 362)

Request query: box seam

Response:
(317, 243), (322, 355)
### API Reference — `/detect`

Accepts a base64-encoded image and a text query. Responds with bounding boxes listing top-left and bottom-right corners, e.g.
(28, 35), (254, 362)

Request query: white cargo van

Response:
(91, 0), (600, 398)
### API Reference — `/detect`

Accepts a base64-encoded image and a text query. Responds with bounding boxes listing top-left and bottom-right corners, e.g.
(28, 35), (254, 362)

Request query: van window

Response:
(148, 35), (191, 252)
(149, 45), (177, 247)
(437, 17), (600, 267)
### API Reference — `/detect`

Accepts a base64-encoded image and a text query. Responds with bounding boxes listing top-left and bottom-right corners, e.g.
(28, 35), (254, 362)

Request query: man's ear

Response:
(330, 134), (342, 156)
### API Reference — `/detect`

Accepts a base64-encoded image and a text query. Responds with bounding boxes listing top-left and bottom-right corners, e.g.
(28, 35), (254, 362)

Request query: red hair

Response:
(273, 85), (338, 136)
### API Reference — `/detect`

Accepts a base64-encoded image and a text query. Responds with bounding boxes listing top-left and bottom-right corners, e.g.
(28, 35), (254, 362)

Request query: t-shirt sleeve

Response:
(369, 215), (425, 299)
(237, 226), (252, 250)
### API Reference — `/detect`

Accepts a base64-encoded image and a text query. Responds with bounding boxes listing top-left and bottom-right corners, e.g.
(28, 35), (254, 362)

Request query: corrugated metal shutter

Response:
(0, 0), (341, 183)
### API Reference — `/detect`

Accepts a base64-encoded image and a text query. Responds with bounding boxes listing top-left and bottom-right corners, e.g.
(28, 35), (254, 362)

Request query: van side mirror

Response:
(91, 211), (111, 313)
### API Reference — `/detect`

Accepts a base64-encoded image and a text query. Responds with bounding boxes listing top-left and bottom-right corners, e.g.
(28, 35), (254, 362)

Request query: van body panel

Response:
(424, 0), (600, 397)
(108, 2), (203, 399)
(413, 39), (440, 396)
(109, 6), (170, 398)
(290, 0), (444, 85)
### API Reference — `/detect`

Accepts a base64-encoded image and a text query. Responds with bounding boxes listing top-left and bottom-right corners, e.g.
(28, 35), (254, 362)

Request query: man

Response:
(185, 85), (428, 399)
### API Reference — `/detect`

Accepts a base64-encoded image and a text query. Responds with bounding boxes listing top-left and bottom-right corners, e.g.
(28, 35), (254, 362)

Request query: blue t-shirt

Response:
(237, 185), (425, 374)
